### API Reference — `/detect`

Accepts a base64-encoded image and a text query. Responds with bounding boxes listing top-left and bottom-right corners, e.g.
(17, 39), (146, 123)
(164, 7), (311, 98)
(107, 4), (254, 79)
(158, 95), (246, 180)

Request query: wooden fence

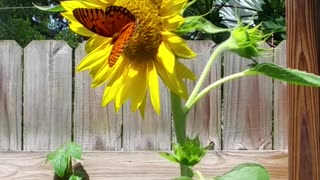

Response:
(0, 40), (288, 179)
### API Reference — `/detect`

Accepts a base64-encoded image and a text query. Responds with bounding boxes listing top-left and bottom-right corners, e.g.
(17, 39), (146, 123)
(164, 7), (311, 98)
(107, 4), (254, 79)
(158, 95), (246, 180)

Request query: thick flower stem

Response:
(170, 91), (193, 177)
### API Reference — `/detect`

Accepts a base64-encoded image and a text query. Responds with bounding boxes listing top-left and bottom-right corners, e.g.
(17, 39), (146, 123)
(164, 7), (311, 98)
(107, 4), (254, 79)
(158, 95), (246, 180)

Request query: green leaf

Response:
(52, 154), (68, 177)
(247, 63), (320, 87)
(66, 142), (82, 160)
(174, 176), (193, 180)
(175, 16), (229, 35)
(159, 152), (179, 164)
(214, 163), (269, 180)
(69, 174), (83, 180)
(33, 3), (66, 12)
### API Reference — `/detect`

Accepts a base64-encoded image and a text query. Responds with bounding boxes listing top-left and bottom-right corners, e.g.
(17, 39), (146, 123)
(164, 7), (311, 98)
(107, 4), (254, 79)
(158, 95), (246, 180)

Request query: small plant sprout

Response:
(46, 142), (83, 180)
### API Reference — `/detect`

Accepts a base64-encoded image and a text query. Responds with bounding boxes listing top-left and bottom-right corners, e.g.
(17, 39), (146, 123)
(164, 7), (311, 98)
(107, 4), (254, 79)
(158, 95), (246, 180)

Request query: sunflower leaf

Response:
(175, 16), (229, 35)
(33, 3), (66, 12)
(214, 163), (269, 180)
(159, 152), (180, 164)
(247, 63), (320, 86)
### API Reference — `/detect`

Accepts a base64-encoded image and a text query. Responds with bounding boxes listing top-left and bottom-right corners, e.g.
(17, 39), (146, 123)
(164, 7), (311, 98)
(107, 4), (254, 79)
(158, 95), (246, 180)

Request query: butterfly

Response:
(73, 6), (136, 67)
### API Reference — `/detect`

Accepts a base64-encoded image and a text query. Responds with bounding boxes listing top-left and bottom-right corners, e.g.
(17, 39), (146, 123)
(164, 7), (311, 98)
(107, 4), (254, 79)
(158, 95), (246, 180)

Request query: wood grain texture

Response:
(223, 44), (273, 150)
(184, 41), (221, 149)
(23, 41), (72, 150)
(122, 81), (171, 151)
(0, 151), (288, 180)
(0, 41), (22, 151)
(287, 0), (320, 179)
(74, 43), (122, 150)
(273, 41), (288, 150)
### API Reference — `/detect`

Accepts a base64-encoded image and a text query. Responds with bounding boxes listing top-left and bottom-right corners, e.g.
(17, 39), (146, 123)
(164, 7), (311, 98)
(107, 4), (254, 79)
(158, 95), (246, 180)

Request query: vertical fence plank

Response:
(223, 43), (273, 150)
(74, 43), (122, 150)
(0, 41), (22, 151)
(122, 81), (171, 151)
(274, 41), (288, 150)
(23, 41), (72, 150)
(184, 41), (221, 149)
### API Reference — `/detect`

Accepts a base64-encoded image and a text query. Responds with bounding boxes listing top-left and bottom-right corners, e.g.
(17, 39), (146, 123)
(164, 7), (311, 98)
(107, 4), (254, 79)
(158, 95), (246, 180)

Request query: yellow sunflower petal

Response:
(162, 31), (196, 59)
(61, 1), (101, 12)
(61, 12), (81, 27)
(101, 60), (129, 106)
(92, 55), (126, 87)
(77, 40), (112, 72)
(86, 35), (110, 53)
(175, 61), (196, 80)
(89, 59), (105, 77)
(113, 63), (147, 112)
(148, 61), (160, 114)
(139, 96), (147, 119)
(101, 75), (123, 107)
(129, 64), (148, 112)
(160, 0), (187, 17)
(161, 15), (184, 31)
(85, 0), (113, 7)
(61, 12), (95, 37)
(155, 60), (188, 99)
(157, 43), (175, 73)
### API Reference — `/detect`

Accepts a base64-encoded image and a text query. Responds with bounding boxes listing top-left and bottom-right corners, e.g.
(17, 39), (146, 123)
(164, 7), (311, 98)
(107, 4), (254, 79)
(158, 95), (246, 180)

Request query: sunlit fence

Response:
(0, 40), (288, 151)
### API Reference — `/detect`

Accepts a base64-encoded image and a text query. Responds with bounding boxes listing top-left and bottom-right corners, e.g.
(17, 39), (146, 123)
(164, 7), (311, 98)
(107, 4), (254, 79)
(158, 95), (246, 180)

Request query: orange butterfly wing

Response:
(73, 6), (136, 67)
(73, 8), (112, 37)
(73, 6), (135, 38)
(109, 22), (136, 67)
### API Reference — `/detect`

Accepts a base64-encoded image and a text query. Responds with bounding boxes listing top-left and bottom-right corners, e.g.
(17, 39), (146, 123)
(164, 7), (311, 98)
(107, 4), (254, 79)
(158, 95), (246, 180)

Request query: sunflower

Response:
(61, 0), (196, 115)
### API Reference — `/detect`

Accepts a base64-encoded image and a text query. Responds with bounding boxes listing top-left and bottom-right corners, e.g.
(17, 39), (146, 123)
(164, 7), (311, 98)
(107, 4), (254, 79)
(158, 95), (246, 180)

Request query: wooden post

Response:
(287, 0), (320, 179)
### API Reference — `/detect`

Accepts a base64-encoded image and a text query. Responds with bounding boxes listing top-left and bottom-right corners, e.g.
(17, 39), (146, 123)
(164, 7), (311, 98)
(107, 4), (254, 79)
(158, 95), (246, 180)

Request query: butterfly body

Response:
(73, 6), (136, 67)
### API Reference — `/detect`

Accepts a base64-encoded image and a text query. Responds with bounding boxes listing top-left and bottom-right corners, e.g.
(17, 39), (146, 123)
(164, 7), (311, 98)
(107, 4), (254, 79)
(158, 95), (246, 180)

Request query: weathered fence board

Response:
(0, 41), (22, 151)
(184, 41), (221, 149)
(23, 41), (72, 150)
(273, 41), (289, 150)
(223, 44), (273, 150)
(0, 151), (288, 180)
(74, 43), (122, 150)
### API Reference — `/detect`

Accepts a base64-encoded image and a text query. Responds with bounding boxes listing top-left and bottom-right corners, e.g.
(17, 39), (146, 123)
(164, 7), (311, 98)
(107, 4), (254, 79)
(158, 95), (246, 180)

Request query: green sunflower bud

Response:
(226, 24), (268, 59)
(160, 137), (209, 167)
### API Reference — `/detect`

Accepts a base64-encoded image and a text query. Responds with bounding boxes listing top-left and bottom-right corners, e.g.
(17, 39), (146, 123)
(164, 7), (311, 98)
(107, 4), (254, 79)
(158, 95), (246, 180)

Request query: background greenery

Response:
(0, 0), (285, 48)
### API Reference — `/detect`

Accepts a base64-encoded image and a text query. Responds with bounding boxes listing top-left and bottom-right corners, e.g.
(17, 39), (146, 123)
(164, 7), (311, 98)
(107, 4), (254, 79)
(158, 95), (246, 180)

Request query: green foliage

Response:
(214, 163), (269, 180)
(183, 0), (286, 46)
(247, 62), (320, 87)
(160, 137), (209, 167)
(183, 0), (230, 43)
(46, 142), (83, 179)
(0, 0), (81, 47)
(175, 16), (229, 36)
(174, 176), (193, 180)
(254, 0), (286, 45)
(69, 174), (83, 180)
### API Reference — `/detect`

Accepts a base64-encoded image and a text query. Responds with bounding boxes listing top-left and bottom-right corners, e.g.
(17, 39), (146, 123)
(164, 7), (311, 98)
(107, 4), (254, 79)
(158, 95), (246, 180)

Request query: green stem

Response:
(170, 91), (193, 177)
(185, 42), (228, 111)
(185, 69), (256, 109)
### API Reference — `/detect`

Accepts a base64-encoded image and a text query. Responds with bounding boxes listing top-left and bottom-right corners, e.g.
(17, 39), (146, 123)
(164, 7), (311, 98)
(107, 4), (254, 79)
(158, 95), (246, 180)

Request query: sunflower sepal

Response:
(225, 24), (270, 59)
